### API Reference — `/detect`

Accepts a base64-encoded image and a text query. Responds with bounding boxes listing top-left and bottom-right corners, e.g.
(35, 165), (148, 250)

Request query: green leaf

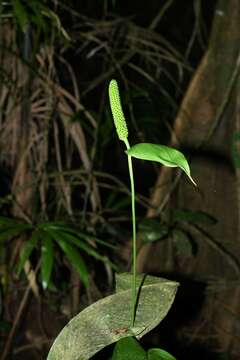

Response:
(28, 1), (47, 32)
(17, 230), (40, 276)
(38, 221), (69, 232)
(172, 229), (194, 256)
(126, 143), (196, 186)
(49, 230), (117, 270)
(38, 222), (115, 249)
(41, 232), (54, 290)
(173, 209), (217, 225)
(148, 348), (176, 360)
(111, 337), (147, 360)
(47, 273), (178, 360)
(108, 195), (131, 211)
(12, 0), (29, 32)
(0, 224), (31, 242)
(48, 230), (89, 288)
(0, 216), (22, 226)
(139, 219), (169, 244)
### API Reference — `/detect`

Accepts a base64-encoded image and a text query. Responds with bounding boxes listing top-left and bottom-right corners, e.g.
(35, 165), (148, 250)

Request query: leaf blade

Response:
(111, 337), (147, 360)
(17, 230), (40, 276)
(148, 348), (176, 360)
(47, 273), (179, 360)
(50, 230), (117, 270)
(0, 224), (31, 242)
(49, 230), (89, 288)
(38, 222), (115, 249)
(41, 232), (54, 290)
(139, 219), (169, 244)
(12, 0), (29, 32)
(173, 209), (217, 225)
(126, 143), (196, 186)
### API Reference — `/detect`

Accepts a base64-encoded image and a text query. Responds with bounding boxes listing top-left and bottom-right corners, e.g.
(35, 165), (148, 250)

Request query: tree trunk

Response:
(137, 0), (240, 356)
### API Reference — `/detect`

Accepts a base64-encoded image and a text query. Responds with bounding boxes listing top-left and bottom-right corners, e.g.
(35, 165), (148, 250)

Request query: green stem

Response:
(124, 139), (137, 327)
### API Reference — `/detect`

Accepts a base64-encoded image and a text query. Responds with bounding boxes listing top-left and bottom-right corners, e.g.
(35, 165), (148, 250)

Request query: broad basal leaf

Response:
(126, 143), (196, 186)
(47, 273), (178, 360)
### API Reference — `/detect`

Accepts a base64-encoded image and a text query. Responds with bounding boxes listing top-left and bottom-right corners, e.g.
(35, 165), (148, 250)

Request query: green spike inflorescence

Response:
(108, 79), (128, 142)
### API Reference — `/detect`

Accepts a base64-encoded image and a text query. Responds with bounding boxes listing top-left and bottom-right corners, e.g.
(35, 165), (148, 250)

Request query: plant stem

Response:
(124, 139), (137, 327)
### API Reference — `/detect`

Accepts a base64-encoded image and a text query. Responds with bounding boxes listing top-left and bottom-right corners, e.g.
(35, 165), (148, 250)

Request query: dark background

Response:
(0, 0), (239, 359)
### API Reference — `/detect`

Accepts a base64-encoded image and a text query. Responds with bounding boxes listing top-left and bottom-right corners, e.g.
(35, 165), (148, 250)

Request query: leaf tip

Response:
(189, 176), (197, 187)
